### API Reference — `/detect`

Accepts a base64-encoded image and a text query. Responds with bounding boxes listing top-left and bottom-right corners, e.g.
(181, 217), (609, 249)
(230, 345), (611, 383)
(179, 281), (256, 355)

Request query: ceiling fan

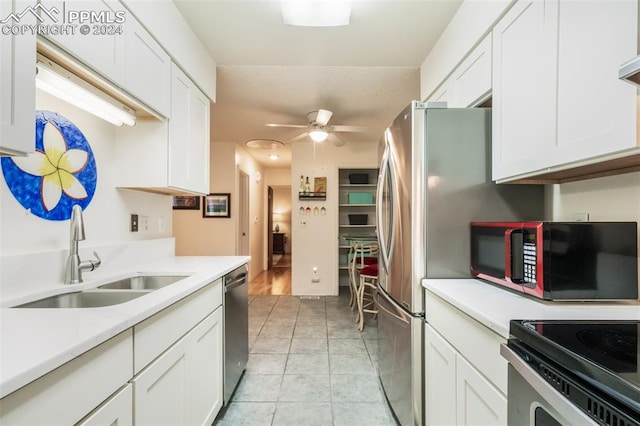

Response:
(266, 109), (365, 147)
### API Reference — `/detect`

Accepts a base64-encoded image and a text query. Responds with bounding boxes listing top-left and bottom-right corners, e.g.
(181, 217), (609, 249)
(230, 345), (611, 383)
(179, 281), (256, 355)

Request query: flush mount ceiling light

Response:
(246, 139), (285, 149)
(269, 154), (280, 160)
(309, 128), (329, 142)
(36, 59), (136, 127)
(281, 0), (351, 27)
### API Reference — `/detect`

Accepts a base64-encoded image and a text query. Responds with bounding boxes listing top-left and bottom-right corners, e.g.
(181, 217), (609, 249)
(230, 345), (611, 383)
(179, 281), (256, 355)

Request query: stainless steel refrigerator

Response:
(375, 102), (544, 425)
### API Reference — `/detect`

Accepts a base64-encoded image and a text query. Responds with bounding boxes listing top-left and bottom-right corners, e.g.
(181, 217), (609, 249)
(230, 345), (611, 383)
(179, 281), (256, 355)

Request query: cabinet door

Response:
(425, 325), (457, 426)
(125, 16), (171, 117)
(0, 0), (35, 155)
(492, 0), (559, 180)
(168, 64), (210, 194)
(555, 0), (637, 165)
(77, 384), (132, 426)
(451, 34), (492, 108)
(42, 0), (126, 87)
(456, 355), (507, 426)
(133, 334), (190, 426)
(189, 308), (224, 426)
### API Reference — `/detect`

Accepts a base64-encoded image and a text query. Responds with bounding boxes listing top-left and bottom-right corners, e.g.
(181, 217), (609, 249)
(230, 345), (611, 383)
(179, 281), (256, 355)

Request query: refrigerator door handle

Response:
(376, 288), (410, 326)
(376, 146), (393, 274)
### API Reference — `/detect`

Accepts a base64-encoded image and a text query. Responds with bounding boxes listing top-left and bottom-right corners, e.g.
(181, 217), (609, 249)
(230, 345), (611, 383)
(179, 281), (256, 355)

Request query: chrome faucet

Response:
(64, 205), (101, 284)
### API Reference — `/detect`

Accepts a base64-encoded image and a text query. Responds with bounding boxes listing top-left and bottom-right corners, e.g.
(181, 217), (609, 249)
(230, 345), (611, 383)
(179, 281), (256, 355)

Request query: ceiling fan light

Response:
(309, 129), (329, 142)
(281, 0), (351, 27)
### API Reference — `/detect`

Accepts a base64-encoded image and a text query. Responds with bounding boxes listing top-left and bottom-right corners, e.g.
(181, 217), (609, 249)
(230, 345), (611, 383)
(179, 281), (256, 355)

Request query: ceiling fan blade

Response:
(266, 123), (308, 129)
(330, 125), (368, 133)
(327, 133), (346, 147)
(315, 109), (333, 126)
(288, 132), (310, 143)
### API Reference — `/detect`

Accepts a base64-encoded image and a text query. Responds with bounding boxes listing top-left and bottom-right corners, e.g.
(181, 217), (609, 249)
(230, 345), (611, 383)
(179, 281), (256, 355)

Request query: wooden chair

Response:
(347, 241), (378, 311)
(356, 263), (378, 331)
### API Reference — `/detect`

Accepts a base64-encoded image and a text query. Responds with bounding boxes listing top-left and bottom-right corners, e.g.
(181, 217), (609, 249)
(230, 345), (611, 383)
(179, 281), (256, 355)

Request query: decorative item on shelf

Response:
(202, 193), (231, 218)
(273, 213), (282, 232)
(314, 176), (327, 194)
(299, 175), (305, 194)
(173, 196), (200, 210)
(348, 192), (374, 204)
(349, 214), (368, 225)
(304, 176), (311, 194)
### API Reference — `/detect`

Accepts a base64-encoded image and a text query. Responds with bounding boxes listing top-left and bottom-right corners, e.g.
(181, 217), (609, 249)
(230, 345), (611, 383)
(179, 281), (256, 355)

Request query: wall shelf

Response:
(298, 193), (326, 201)
(337, 167), (378, 287)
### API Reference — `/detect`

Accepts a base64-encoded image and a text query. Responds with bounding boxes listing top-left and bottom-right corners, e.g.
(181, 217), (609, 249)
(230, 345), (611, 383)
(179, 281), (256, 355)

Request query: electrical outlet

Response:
(158, 217), (166, 233)
(311, 266), (320, 283)
(130, 214), (138, 232)
(572, 212), (589, 222)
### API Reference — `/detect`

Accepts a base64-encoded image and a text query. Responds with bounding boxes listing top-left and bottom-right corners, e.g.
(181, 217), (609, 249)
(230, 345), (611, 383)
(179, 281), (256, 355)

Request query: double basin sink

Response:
(13, 275), (188, 309)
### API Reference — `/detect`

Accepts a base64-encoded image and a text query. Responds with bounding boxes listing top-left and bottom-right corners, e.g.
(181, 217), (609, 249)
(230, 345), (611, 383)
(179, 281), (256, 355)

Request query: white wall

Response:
(173, 142), (265, 280)
(0, 90), (172, 293)
(291, 141), (378, 296)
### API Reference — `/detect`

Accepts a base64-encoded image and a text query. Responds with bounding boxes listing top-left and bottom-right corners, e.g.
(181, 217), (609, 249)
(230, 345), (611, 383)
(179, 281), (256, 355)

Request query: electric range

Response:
(505, 320), (640, 425)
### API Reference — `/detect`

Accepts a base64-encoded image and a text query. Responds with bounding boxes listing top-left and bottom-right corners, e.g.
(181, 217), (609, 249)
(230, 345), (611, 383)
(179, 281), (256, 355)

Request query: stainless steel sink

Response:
(97, 275), (188, 290)
(14, 290), (149, 309)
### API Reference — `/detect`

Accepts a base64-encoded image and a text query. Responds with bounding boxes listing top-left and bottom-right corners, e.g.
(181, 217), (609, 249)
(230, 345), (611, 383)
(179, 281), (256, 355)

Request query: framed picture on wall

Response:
(173, 196), (200, 210)
(203, 193), (231, 218)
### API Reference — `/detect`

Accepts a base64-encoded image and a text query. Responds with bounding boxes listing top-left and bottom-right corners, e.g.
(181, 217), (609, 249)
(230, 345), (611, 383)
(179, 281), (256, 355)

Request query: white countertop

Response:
(0, 256), (249, 399)
(423, 278), (640, 339)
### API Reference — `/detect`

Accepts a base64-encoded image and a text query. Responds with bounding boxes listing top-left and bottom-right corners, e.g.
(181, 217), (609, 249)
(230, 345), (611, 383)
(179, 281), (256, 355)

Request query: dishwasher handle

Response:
(225, 274), (247, 292)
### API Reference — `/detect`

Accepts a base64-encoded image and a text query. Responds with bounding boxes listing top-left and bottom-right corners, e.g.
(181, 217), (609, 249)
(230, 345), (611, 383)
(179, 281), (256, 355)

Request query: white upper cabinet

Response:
(492, 0), (559, 180)
(492, 0), (638, 182)
(41, 0), (171, 118)
(0, 0), (36, 156)
(41, 0), (127, 87)
(168, 63), (210, 195)
(115, 64), (210, 195)
(451, 34), (492, 107)
(427, 34), (492, 108)
(124, 16), (171, 117)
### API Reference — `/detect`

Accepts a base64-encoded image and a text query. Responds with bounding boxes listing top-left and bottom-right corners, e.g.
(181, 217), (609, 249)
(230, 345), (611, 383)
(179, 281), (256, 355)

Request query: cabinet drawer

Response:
(77, 384), (132, 426)
(426, 292), (507, 394)
(0, 330), (133, 425)
(133, 279), (222, 373)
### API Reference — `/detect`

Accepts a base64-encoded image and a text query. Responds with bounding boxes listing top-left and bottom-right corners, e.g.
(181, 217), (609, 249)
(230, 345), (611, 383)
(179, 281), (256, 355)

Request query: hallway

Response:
(249, 254), (292, 296)
(214, 291), (396, 425)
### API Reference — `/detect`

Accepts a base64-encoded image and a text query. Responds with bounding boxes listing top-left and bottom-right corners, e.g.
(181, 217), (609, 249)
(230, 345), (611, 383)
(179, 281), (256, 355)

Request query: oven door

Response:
(501, 345), (597, 426)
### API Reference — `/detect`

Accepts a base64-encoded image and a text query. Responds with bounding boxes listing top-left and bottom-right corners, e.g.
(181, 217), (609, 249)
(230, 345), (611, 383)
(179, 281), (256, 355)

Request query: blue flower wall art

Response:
(1, 111), (97, 221)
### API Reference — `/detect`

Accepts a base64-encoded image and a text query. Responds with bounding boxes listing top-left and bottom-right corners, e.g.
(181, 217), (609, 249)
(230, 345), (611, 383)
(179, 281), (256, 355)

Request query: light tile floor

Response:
(214, 292), (398, 426)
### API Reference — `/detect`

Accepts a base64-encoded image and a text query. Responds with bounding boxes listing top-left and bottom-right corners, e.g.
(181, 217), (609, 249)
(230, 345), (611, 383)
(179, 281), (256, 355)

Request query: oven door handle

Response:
(500, 344), (598, 425)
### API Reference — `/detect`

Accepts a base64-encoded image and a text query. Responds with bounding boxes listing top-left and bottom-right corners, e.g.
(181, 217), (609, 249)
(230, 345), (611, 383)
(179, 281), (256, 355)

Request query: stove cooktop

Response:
(509, 320), (640, 421)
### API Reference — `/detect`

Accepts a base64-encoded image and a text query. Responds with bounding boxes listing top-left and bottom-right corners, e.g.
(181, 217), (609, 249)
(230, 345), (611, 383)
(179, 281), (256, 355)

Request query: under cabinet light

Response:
(36, 60), (136, 127)
(281, 0), (351, 27)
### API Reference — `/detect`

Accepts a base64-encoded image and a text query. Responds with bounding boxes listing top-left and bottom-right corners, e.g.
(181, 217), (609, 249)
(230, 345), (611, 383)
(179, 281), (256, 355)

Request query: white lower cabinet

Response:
(0, 330), (133, 425)
(425, 324), (457, 425)
(77, 384), (133, 426)
(0, 279), (226, 425)
(456, 355), (507, 425)
(190, 308), (224, 425)
(133, 307), (223, 426)
(424, 322), (507, 425)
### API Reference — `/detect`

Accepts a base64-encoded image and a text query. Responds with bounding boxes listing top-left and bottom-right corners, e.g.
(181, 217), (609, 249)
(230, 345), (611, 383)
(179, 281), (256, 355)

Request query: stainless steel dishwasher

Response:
(223, 265), (248, 405)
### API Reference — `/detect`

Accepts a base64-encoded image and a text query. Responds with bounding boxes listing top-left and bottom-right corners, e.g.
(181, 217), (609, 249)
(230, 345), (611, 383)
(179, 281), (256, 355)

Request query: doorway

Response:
(238, 170), (250, 257)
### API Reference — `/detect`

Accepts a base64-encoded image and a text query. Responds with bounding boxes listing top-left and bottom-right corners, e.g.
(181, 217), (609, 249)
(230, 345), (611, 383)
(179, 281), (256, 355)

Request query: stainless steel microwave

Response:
(470, 221), (638, 300)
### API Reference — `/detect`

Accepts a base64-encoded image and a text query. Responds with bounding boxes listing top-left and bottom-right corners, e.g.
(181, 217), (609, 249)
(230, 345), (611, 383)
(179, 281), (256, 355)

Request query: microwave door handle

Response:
(505, 228), (524, 284)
